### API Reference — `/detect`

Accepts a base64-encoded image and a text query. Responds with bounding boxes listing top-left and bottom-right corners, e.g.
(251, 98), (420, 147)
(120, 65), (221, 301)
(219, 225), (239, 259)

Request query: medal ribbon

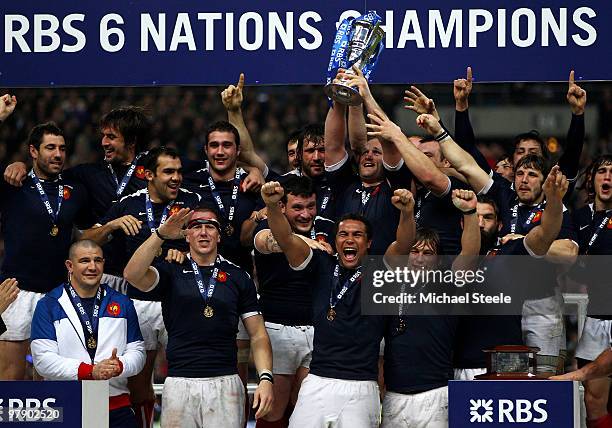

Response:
(107, 152), (146, 197)
(144, 191), (174, 234)
(29, 169), (63, 228)
(318, 186), (331, 216)
(189, 255), (220, 308)
(414, 191), (430, 224)
(586, 210), (612, 254)
(510, 202), (543, 234)
(208, 168), (241, 229)
(329, 264), (362, 310)
(66, 283), (102, 361)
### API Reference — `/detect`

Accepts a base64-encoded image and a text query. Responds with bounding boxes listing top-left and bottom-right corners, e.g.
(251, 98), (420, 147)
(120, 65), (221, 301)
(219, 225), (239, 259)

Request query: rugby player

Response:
(124, 206), (274, 427)
(262, 180), (416, 427)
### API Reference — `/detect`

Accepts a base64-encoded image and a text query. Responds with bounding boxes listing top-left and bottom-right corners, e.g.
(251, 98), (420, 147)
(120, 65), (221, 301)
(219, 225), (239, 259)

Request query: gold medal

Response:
(224, 223), (235, 236)
(50, 225), (59, 237)
(326, 307), (336, 321)
(87, 337), (97, 349)
(203, 305), (214, 318)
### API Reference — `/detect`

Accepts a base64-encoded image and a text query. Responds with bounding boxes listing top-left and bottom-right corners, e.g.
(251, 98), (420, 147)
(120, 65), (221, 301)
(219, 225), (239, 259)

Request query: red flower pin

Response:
(107, 302), (121, 316)
(607, 217), (612, 229)
(217, 271), (227, 282)
(169, 205), (181, 216)
(63, 187), (71, 200)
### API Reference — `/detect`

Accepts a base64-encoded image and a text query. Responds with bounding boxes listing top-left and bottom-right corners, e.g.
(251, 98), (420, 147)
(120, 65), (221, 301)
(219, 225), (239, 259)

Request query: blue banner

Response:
(0, 381), (81, 426)
(449, 380), (579, 427)
(1, 1), (610, 86)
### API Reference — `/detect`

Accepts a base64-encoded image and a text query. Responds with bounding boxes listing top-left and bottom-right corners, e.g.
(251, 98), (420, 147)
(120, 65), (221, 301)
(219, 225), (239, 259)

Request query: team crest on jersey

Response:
(316, 234), (327, 242)
(63, 187), (71, 200)
(531, 210), (542, 224)
(135, 165), (146, 179)
(486, 248), (499, 259)
(169, 205), (181, 216)
(608, 217), (612, 229)
(217, 271), (227, 282)
(107, 302), (121, 316)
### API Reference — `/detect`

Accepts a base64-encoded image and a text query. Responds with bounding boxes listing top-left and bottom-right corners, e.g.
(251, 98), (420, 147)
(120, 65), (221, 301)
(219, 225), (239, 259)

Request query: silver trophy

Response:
(324, 17), (385, 106)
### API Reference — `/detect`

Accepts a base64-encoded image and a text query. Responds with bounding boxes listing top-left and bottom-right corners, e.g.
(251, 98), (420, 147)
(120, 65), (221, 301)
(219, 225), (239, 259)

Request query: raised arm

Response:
(123, 208), (192, 291)
(348, 104), (367, 157)
(324, 101), (347, 166)
(366, 110), (450, 195)
(340, 66), (402, 166)
(1, 95), (29, 187)
(451, 190), (481, 271)
(260, 182), (311, 269)
(0, 94), (17, 123)
(222, 73), (267, 174)
(416, 113), (491, 193)
(451, 67), (492, 173)
(524, 166), (569, 256)
(559, 70), (587, 181)
(385, 189), (416, 256)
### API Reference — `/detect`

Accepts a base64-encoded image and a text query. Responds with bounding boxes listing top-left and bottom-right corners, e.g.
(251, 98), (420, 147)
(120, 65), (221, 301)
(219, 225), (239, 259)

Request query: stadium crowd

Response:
(0, 67), (611, 428)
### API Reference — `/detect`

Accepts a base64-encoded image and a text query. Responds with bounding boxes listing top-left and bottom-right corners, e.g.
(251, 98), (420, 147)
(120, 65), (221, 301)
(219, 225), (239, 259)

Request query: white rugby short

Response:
(381, 387), (449, 428)
(453, 368), (486, 381)
(265, 322), (313, 374)
(132, 299), (167, 351)
(522, 294), (566, 372)
(0, 289), (43, 341)
(575, 317), (612, 362)
(161, 374), (244, 428)
(289, 374), (380, 428)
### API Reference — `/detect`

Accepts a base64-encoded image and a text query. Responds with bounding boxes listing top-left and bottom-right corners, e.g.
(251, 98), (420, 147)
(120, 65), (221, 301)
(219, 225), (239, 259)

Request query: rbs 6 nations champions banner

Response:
(0, 0), (609, 86)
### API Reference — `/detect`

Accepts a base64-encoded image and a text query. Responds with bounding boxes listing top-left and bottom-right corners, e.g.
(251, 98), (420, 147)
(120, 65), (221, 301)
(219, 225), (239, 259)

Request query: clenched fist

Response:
(391, 189), (415, 213)
(261, 181), (284, 205)
(451, 189), (477, 213)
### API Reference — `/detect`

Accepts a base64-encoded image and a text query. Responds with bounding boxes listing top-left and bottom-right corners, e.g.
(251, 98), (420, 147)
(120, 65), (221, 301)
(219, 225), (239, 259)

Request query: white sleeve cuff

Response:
(262, 164), (269, 179)
(435, 176), (452, 198)
(523, 239), (545, 259)
(325, 151), (349, 172)
(290, 248), (314, 271)
(241, 311), (261, 320)
(144, 267), (160, 292)
(478, 178), (495, 195)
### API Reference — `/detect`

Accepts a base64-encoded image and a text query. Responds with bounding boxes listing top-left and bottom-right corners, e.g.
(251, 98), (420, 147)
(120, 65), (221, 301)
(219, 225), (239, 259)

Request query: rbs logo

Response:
(470, 398), (548, 423)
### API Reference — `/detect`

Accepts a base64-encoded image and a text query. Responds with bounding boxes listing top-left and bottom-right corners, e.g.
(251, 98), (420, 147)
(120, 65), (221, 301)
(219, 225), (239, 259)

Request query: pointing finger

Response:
(569, 70), (575, 86)
(467, 66), (473, 82)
